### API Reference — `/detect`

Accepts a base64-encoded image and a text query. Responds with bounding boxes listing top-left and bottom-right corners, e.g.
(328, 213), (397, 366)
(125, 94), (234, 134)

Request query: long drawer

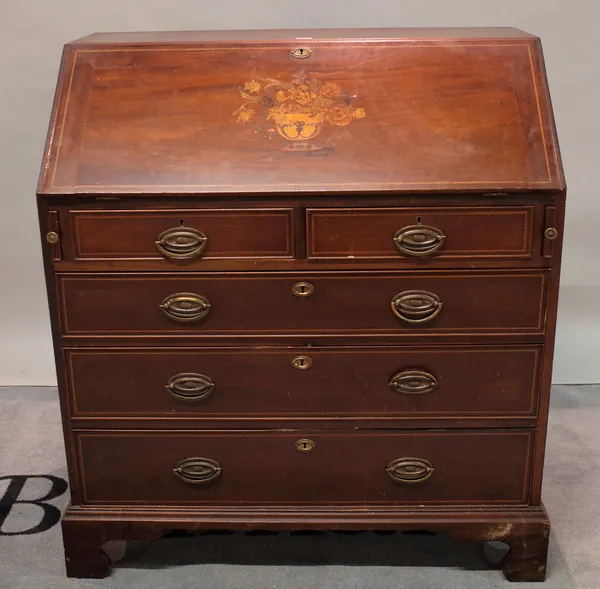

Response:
(57, 271), (547, 337)
(75, 430), (534, 506)
(65, 346), (540, 421)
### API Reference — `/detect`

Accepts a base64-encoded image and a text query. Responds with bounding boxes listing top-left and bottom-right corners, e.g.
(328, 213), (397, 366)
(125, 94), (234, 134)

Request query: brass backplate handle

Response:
(389, 370), (438, 395)
(156, 226), (207, 260)
(391, 290), (442, 323)
(160, 293), (211, 323)
(393, 225), (446, 257)
(386, 457), (434, 484)
(166, 373), (215, 401)
(173, 457), (222, 484)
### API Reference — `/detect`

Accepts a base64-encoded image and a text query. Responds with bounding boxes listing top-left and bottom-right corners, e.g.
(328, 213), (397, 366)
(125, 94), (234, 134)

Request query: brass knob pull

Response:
(393, 225), (446, 257)
(167, 373), (215, 401)
(391, 290), (442, 324)
(386, 458), (434, 484)
(173, 457), (222, 484)
(292, 355), (312, 370)
(389, 370), (438, 395)
(292, 282), (314, 297)
(160, 293), (211, 323)
(156, 227), (207, 260)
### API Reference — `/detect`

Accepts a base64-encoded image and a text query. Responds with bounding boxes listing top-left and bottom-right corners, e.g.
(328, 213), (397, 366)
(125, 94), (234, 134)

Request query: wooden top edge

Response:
(70, 27), (537, 46)
(37, 185), (566, 198)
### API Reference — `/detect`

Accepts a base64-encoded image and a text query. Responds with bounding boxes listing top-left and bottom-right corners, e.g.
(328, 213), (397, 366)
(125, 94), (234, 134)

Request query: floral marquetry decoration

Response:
(234, 74), (366, 151)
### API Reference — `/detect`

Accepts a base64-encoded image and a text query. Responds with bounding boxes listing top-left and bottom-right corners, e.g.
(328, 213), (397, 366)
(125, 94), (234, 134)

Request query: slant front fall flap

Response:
(39, 30), (562, 194)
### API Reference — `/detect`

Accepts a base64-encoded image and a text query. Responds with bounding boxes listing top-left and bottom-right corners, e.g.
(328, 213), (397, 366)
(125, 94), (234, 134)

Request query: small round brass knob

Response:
(544, 227), (558, 240)
(46, 231), (59, 244)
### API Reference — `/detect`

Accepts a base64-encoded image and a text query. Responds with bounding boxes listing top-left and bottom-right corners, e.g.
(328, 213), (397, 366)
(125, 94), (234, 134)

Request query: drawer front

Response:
(58, 271), (547, 337)
(69, 209), (294, 260)
(65, 346), (540, 420)
(307, 206), (536, 262)
(75, 430), (533, 506)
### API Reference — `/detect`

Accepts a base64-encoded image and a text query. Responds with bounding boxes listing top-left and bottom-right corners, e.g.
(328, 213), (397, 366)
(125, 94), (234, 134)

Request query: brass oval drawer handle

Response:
(386, 457), (434, 484)
(160, 293), (211, 323)
(156, 227), (208, 260)
(389, 370), (438, 394)
(167, 373), (215, 401)
(393, 225), (446, 257)
(292, 282), (314, 297)
(391, 290), (442, 323)
(173, 457), (222, 484)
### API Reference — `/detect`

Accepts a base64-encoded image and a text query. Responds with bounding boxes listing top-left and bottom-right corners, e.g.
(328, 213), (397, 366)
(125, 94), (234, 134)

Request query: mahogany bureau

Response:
(37, 28), (565, 581)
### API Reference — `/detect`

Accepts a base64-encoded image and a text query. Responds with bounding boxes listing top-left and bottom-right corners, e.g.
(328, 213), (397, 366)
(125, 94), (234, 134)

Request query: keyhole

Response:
(295, 438), (315, 452)
(179, 218), (184, 226)
(291, 47), (312, 59)
(292, 355), (312, 370)
(292, 282), (314, 298)
(416, 216), (422, 224)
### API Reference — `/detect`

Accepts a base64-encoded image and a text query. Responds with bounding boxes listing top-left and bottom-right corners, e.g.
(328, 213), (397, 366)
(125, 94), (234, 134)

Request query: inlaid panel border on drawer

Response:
(64, 346), (541, 421)
(69, 208), (295, 260)
(307, 206), (535, 261)
(56, 271), (548, 338)
(74, 430), (535, 506)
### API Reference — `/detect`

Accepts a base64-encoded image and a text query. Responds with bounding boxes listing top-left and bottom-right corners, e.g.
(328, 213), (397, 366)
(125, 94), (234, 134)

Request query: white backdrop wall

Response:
(0, 0), (598, 385)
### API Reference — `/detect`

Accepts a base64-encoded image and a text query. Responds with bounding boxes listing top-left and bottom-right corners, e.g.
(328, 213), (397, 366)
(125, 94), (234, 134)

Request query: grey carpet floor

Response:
(0, 385), (598, 588)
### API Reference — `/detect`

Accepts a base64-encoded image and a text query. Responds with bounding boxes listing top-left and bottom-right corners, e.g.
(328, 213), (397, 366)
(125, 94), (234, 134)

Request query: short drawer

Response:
(75, 430), (534, 506)
(307, 206), (537, 262)
(57, 271), (547, 338)
(68, 208), (294, 260)
(65, 346), (541, 421)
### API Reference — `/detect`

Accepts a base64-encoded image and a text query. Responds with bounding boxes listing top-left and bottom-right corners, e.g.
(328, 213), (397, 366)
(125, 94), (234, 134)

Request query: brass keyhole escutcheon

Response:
(292, 355), (312, 370)
(46, 231), (59, 244)
(291, 47), (312, 59)
(295, 439), (315, 452)
(545, 227), (558, 240)
(292, 282), (314, 297)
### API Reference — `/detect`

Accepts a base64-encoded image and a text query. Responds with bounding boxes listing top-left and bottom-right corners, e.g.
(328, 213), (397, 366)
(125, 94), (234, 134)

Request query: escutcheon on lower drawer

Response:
(65, 346), (541, 422)
(57, 271), (547, 338)
(75, 429), (534, 506)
